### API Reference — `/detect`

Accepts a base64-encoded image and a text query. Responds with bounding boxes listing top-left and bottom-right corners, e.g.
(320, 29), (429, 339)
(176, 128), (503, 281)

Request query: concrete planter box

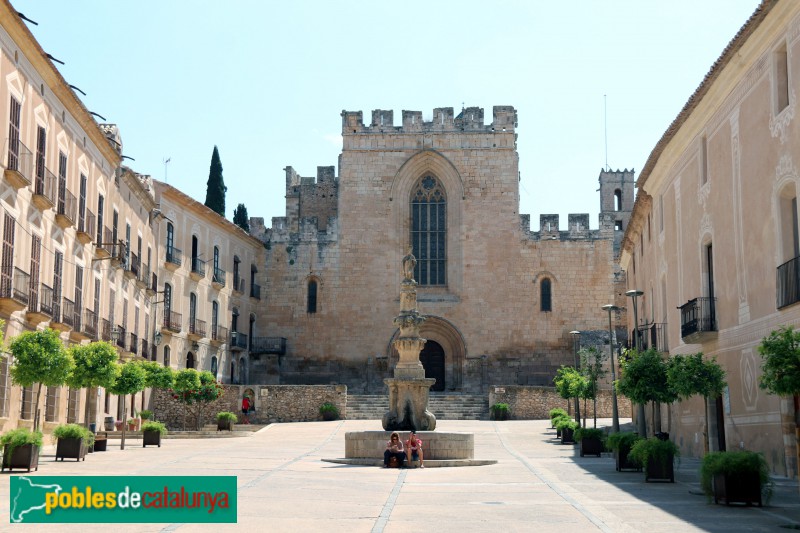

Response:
(143, 430), (162, 448)
(712, 472), (762, 506)
(560, 428), (575, 444)
(579, 437), (603, 457)
(615, 445), (642, 472)
(93, 438), (108, 452)
(644, 455), (675, 482)
(217, 420), (233, 431)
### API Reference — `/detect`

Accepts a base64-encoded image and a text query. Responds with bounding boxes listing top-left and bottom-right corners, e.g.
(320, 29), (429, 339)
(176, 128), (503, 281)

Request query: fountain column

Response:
(382, 249), (436, 431)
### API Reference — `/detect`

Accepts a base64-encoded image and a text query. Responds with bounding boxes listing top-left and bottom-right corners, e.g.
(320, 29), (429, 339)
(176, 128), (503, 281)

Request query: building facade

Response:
(620, 1), (800, 476)
(250, 107), (632, 393)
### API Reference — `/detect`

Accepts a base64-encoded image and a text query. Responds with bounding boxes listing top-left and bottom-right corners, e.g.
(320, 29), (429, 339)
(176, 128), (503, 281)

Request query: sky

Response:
(12, 1), (761, 230)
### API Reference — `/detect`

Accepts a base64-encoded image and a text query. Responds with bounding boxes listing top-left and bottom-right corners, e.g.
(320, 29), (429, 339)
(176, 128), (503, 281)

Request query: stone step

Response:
(346, 393), (489, 420)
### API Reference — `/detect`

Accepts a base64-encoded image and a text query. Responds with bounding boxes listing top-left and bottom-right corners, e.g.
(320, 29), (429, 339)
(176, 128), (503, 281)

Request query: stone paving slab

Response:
(0, 418), (799, 532)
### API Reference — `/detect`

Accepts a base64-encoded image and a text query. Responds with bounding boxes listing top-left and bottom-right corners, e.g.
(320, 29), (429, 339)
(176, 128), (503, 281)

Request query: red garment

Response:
(242, 397), (250, 410)
(406, 437), (422, 452)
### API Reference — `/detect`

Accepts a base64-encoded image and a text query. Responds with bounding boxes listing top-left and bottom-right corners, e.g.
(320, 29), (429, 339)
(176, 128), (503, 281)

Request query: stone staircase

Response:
(346, 393), (489, 421)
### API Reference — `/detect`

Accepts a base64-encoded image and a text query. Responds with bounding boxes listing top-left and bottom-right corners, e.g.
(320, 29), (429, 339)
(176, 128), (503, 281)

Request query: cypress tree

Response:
(204, 146), (227, 216)
(233, 203), (250, 232)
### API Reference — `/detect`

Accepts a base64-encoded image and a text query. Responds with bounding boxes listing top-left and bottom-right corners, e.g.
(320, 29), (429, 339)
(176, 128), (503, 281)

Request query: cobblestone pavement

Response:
(1, 418), (799, 532)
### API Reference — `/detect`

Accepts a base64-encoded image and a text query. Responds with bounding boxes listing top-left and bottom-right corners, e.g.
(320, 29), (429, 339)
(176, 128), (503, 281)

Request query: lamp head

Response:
(625, 289), (644, 298)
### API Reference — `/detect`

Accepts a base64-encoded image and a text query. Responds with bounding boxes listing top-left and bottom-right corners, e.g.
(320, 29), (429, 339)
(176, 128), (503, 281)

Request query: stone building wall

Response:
(488, 386), (632, 420)
(151, 384), (347, 429)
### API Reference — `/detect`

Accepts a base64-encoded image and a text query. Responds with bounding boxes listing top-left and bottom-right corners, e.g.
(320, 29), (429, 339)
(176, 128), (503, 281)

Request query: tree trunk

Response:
(654, 402), (662, 433)
(34, 382), (43, 431)
(637, 403), (647, 437)
(83, 387), (92, 428)
(706, 395), (718, 453)
(120, 394), (127, 451)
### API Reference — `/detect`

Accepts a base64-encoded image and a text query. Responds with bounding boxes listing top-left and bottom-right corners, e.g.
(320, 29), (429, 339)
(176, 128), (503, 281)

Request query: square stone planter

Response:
(143, 430), (162, 448)
(615, 445), (642, 472)
(712, 472), (762, 506)
(560, 428), (575, 445)
(644, 454), (674, 482)
(217, 420), (232, 432)
(93, 438), (108, 452)
(56, 437), (87, 462)
(2, 444), (39, 472)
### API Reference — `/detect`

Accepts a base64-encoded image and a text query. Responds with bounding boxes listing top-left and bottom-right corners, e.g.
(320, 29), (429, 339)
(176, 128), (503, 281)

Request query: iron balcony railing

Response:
(230, 331), (248, 350)
(127, 252), (140, 278)
(250, 337), (287, 355)
(57, 188), (77, 224)
(128, 333), (138, 354)
(212, 325), (228, 343)
(97, 227), (113, 255)
(191, 257), (206, 277)
(190, 318), (207, 338)
(101, 319), (111, 342)
(679, 297), (717, 339)
(213, 267), (226, 286)
(166, 246), (182, 267)
(250, 283), (261, 300)
(139, 262), (150, 286)
(631, 323), (668, 352)
(777, 256), (800, 309)
(164, 310), (182, 333)
(5, 138), (33, 184)
(79, 209), (96, 238)
(0, 266), (30, 305)
(61, 298), (76, 328)
(38, 284), (55, 318)
(81, 308), (98, 339)
(35, 166), (57, 206)
(115, 326), (126, 349)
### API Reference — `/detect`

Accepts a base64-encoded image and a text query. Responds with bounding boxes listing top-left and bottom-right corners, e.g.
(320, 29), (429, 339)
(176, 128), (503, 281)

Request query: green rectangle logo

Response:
(9, 476), (237, 523)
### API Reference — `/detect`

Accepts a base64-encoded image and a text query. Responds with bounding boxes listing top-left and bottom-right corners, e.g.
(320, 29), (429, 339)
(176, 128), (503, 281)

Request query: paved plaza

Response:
(1, 418), (799, 532)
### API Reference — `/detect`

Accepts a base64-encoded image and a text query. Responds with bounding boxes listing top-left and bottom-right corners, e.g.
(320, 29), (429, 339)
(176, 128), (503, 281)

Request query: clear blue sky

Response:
(13, 1), (759, 229)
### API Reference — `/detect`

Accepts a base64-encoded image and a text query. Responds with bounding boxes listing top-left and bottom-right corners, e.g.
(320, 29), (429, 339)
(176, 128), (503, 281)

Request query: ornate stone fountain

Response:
(382, 249), (436, 431)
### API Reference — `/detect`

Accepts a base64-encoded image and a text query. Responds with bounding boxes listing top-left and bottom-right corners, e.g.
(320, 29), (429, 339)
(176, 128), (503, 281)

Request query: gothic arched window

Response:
(541, 278), (552, 312)
(411, 176), (446, 286)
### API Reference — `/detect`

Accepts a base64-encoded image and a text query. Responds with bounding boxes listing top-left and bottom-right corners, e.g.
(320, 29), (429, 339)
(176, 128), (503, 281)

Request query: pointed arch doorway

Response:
(420, 340), (445, 391)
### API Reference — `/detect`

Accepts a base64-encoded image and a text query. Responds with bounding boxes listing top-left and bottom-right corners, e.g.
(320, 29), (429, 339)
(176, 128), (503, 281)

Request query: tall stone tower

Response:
(599, 169), (635, 256)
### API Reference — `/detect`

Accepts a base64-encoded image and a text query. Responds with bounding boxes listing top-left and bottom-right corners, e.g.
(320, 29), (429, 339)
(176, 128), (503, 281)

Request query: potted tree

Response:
(607, 431), (642, 472)
(53, 423), (90, 462)
(1, 428), (43, 472)
(109, 361), (146, 451)
(554, 366), (584, 426)
(617, 348), (677, 438)
(575, 427), (604, 457)
(701, 450), (771, 506)
(579, 347), (607, 428)
(66, 341), (119, 434)
(552, 413), (571, 438)
(319, 402), (339, 421)
(9, 329), (74, 430)
(629, 437), (679, 482)
(216, 411), (238, 431)
(555, 417), (578, 444)
(491, 402), (510, 421)
(142, 421), (168, 447)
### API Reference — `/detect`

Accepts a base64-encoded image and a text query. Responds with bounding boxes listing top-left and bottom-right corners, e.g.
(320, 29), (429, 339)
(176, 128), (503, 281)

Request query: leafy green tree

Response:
(232, 203), (249, 232)
(204, 145), (226, 216)
(135, 360), (175, 390)
(171, 369), (224, 430)
(617, 348), (676, 437)
(66, 341), (120, 427)
(758, 325), (800, 395)
(580, 347), (607, 428)
(109, 362), (147, 450)
(667, 352), (726, 452)
(9, 328), (73, 430)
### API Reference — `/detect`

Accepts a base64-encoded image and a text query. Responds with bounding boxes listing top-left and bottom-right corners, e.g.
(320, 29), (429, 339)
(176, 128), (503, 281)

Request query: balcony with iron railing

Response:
(79, 308), (98, 339)
(95, 227), (114, 259)
(55, 188), (78, 229)
(128, 333), (138, 355)
(250, 337), (287, 355)
(163, 310), (182, 334)
(115, 326), (126, 349)
(165, 246), (182, 269)
(679, 297), (717, 342)
(124, 252), (139, 280)
(137, 262), (150, 290)
(630, 322), (668, 353)
(189, 318), (207, 340)
(60, 297), (76, 329)
(32, 166), (57, 210)
(76, 209), (96, 245)
(250, 283), (261, 300)
(0, 266), (29, 314)
(27, 283), (55, 324)
(4, 138), (33, 189)
(777, 256), (800, 309)
(212, 267), (226, 288)
(230, 331), (248, 350)
(100, 319), (111, 342)
(190, 257), (206, 281)
(210, 325), (228, 346)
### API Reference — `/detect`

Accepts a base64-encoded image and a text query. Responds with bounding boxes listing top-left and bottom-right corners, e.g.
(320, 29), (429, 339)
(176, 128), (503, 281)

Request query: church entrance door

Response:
(420, 340), (445, 391)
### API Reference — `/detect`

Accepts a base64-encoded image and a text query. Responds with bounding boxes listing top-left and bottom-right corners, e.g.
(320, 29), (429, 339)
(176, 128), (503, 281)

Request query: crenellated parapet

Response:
(341, 106), (517, 135)
(520, 212), (615, 242)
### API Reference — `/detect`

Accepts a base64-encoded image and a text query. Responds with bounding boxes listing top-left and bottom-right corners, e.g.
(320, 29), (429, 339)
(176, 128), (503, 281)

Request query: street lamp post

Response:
(569, 330), (581, 427)
(601, 304), (621, 433)
(625, 289), (647, 437)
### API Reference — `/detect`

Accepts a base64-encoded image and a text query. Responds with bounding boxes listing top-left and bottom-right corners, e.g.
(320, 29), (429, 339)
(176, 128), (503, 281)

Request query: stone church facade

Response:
(249, 106), (633, 393)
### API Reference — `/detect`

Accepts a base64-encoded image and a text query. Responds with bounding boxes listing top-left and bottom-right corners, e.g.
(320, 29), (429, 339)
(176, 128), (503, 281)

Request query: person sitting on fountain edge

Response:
(406, 431), (425, 468)
(384, 432), (406, 468)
